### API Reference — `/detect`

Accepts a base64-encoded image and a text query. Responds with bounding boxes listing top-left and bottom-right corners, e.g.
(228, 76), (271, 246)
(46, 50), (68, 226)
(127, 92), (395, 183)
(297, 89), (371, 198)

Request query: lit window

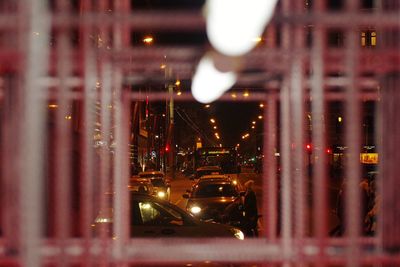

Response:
(371, 31), (377, 46)
(361, 32), (366, 46)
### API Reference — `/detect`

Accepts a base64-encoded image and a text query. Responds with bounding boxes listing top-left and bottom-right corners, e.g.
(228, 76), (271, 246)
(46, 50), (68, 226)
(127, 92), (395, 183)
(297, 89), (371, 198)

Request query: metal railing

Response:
(0, 0), (399, 266)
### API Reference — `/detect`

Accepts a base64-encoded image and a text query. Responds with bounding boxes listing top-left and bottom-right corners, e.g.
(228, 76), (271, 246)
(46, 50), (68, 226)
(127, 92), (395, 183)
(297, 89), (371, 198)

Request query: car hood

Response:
(187, 197), (236, 207)
(186, 197), (237, 221)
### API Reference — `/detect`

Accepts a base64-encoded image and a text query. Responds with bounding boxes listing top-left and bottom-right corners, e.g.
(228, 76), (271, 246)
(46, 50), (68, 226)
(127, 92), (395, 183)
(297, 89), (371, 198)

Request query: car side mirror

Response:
(182, 193), (189, 199)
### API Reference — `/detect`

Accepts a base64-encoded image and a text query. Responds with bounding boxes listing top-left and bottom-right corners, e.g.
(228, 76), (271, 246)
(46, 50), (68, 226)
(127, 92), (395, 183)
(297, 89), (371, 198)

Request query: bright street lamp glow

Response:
(210, 118), (216, 123)
(213, 126), (217, 129)
(143, 36), (154, 44)
(205, 0), (278, 56)
(259, 103), (264, 108)
(252, 121), (256, 125)
(258, 115), (263, 119)
(243, 91), (250, 97)
(191, 55), (237, 103)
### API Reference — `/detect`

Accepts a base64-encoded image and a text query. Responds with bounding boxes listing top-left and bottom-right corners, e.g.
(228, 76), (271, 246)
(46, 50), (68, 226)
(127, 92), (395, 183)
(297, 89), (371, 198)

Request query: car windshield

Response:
(192, 183), (238, 198)
(151, 178), (166, 187)
(197, 170), (221, 177)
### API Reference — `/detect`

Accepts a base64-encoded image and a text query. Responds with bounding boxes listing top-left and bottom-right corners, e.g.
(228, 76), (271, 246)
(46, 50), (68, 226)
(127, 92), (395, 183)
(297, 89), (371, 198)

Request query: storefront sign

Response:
(360, 153), (378, 164)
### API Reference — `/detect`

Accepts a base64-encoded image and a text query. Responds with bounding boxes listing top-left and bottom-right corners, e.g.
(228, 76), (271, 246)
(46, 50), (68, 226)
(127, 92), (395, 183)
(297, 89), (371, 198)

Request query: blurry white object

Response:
(192, 54), (237, 103)
(205, 0), (278, 56)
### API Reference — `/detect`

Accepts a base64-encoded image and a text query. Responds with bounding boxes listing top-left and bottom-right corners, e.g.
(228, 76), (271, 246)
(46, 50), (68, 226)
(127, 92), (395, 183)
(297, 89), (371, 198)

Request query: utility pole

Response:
(168, 83), (175, 179)
(164, 61), (175, 178)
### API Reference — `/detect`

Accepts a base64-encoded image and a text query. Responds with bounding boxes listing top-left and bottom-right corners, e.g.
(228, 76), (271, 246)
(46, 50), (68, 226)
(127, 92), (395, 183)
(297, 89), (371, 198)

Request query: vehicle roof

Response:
(199, 174), (230, 180)
(196, 179), (233, 186)
(130, 177), (152, 184)
(138, 171), (165, 176)
(196, 166), (221, 171)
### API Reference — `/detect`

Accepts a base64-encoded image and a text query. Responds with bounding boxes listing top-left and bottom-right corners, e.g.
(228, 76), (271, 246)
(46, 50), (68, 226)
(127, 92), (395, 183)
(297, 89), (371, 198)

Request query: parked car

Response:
(93, 192), (244, 239)
(138, 171), (171, 200)
(183, 179), (242, 222)
(128, 177), (155, 195)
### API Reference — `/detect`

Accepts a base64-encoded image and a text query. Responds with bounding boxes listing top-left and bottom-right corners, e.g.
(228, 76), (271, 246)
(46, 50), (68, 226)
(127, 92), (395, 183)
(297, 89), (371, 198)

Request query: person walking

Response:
(243, 180), (259, 237)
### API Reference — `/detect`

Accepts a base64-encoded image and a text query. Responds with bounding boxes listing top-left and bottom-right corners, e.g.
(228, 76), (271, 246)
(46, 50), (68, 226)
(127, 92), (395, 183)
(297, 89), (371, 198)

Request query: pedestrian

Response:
(332, 178), (370, 236)
(243, 180), (259, 237)
(222, 193), (245, 226)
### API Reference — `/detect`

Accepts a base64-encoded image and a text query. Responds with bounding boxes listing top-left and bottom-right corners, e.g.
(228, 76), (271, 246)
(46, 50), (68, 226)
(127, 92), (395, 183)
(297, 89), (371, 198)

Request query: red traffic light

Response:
(306, 144), (312, 151)
(165, 144), (170, 152)
(326, 148), (332, 154)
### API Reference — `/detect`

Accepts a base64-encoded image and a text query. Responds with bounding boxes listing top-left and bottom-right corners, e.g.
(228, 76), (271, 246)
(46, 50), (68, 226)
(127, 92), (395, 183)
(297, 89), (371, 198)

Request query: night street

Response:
(0, 0), (399, 266)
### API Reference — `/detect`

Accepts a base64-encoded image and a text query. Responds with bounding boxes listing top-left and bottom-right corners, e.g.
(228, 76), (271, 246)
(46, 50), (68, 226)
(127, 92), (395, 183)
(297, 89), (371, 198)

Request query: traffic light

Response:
(306, 144), (312, 152)
(165, 144), (170, 152)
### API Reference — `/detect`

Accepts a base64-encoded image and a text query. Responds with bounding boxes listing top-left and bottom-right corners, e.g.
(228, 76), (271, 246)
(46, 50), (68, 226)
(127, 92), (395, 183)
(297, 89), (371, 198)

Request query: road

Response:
(167, 167), (341, 237)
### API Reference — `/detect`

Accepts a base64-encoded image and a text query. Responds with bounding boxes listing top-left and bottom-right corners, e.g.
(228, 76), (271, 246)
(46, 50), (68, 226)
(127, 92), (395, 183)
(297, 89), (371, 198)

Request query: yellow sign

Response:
(360, 153), (378, 164)
(196, 142), (202, 149)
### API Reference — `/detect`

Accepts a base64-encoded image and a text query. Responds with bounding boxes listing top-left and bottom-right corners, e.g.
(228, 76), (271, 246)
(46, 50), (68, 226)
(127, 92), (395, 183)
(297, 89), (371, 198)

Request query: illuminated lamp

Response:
(191, 55), (236, 103)
(205, 0), (278, 56)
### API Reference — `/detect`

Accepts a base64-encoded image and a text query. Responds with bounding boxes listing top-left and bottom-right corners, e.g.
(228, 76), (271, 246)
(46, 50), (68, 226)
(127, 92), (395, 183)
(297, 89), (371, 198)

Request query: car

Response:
(138, 171), (171, 200)
(198, 174), (241, 187)
(191, 166), (223, 180)
(93, 192), (244, 239)
(183, 179), (243, 222)
(128, 177), (155, 195)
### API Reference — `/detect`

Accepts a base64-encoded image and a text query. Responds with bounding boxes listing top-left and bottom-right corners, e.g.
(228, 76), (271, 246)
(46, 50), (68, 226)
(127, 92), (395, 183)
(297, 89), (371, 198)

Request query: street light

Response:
(259, 103), (264, 108)
(252, 121), (256, 125)
(258, 115), (263, 119)
(210, 118), (216, 123)
(143, 35), (154, 45)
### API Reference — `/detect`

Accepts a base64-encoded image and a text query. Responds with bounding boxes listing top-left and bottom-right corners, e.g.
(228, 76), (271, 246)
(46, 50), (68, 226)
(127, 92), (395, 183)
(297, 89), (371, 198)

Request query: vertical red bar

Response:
(280, 0), (293, 254)
(263, 97), (278, 240)
(344, 1), (362, 266)
(291, 0), (307, 241)
(311, 0), (329, 248)
(380, 73), (400, 260)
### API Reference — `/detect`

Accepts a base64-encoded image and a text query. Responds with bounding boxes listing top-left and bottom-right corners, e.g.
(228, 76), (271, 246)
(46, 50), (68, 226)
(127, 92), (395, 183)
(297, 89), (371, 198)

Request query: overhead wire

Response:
(174, 107), (217, 146)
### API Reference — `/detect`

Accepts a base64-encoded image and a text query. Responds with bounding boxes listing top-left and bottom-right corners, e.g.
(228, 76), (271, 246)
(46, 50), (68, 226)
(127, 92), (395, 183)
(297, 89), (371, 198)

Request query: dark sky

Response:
(214, 102), (262, 147)
(174, 101), (261, 148)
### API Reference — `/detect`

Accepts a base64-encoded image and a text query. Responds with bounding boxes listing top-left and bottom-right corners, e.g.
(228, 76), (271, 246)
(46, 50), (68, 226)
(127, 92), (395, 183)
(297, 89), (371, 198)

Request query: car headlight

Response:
(190, 206), (201, 214)
(157, 191), (166, 198)
(230, 228), (245, 240)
